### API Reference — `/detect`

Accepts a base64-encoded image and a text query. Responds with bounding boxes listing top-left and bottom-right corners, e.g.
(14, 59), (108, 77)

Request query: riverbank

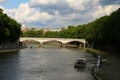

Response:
(86, 48), (107, 56)
(0, 49), (19, 53)
(0, 46), (26, 53)
(86, 48), (120, 80)
(97, 54), (120, 80)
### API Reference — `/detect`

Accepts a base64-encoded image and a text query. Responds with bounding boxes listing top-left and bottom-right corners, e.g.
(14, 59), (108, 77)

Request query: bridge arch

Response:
(43, 40), (62, 44)
(43, 40), (63, 47)
(65, 40), (85, 47)
(20, 39), (41, 47)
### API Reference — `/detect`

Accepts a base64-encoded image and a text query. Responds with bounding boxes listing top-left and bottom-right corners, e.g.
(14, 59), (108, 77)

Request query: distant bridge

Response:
(20, 37), (86, 48)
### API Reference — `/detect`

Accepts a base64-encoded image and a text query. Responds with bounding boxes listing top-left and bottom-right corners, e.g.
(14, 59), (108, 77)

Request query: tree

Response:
(0, 8), (21, 44)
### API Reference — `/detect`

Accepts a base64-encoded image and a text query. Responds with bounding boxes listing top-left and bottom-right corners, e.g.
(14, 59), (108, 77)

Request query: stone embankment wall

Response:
(0, 41), (19, 50)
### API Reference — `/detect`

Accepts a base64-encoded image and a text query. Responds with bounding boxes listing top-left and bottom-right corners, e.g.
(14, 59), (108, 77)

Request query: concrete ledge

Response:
(92, 66), (101, 80)
(86, 48), (103, 80)
(0, 46), (26, 53)
(0, 49), (19, 53)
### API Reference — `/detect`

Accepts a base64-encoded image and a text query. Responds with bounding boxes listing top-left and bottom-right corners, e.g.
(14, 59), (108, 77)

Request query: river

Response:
(0, 44), (96, 80)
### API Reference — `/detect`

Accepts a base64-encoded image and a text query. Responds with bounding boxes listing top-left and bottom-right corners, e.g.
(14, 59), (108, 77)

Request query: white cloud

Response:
(0, 0), (5, 2)
(0, 5), (4, 9)
(4, 9), (17, 18)
(2, 0), (120, 28)
(5, 3), (53, 25)
(93, 5), (120, 18)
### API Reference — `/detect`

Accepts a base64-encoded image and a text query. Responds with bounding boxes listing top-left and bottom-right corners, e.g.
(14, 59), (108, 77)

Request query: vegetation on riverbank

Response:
(86, 48), (107, 57)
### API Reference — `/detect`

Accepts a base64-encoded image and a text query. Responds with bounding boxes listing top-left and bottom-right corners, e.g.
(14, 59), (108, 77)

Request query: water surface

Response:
(0, 45), (96, 80)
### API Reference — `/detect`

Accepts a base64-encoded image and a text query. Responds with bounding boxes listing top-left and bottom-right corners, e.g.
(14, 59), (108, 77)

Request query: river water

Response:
(0, 44), (96, 80)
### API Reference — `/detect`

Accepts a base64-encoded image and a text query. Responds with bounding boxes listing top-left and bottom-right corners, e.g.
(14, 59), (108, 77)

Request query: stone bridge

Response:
(20, 37), (86, 48)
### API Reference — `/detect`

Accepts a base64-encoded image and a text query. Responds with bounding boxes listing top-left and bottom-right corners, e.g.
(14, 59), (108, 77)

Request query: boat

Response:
(74, 58), (86, 69)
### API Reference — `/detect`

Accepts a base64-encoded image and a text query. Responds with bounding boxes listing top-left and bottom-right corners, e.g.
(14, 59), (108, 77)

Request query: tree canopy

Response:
(0, 8), (21, 44)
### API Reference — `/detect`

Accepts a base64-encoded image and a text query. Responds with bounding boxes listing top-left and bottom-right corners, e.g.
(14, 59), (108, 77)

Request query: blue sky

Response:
(0, 0), (28, 8)
(0, 0), (120, 28)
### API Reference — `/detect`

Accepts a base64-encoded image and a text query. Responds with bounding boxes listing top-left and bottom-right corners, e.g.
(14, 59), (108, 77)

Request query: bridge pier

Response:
(83, 43), (86, 48)
(39, 42), (44, 48)
(61, 43), (66, 47)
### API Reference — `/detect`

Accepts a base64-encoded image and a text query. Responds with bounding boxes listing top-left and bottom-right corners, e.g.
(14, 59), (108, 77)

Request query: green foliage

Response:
(103, 8), (120, 44)
(43, 31), (59, 38)
(0, 8), (21, 44)
(22, 30), (43, 37)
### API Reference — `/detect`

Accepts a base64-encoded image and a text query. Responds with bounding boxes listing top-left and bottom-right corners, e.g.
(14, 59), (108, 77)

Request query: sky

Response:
(0, 0), (120, 28)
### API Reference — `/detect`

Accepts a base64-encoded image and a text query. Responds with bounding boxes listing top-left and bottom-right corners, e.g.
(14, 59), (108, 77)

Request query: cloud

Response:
(100, 0), (120, 5)
(29, 0), (71, 15)
(66, 0), (98, 11)
(5, 3), (53, 26)
(29, 0), (58, 6)
(29, 0), (98, 14)
(47, 12), (93, 28)
(0, 0), (5, 2)
(4, 8), (16, 18)
(0, 5), (4, 9)
(93, 5), (120, 18)
(2, 0), (120, 28)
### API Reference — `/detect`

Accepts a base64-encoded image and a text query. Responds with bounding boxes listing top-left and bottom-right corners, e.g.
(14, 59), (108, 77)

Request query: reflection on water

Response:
(0, 44), (96, 80)
(0, 51), (21, 80)
(43, 45), (61, 49)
